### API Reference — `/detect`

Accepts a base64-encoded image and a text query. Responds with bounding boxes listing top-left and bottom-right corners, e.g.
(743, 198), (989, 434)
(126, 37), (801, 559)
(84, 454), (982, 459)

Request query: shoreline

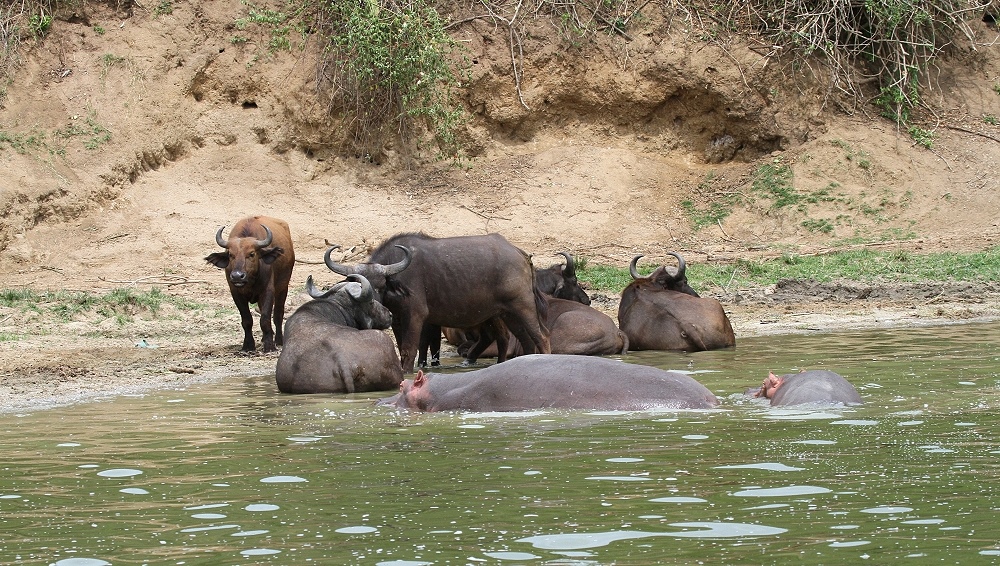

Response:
(4, 291), (997, 416)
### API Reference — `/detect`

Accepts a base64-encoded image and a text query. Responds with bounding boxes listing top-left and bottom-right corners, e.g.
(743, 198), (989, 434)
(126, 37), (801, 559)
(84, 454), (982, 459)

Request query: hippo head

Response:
(754, 371), (785, 399)
(378, 370), (434, 411)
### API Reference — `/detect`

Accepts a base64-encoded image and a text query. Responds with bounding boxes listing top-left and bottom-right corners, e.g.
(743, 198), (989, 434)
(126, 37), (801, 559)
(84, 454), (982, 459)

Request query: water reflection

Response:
(0, 322), (998, 563)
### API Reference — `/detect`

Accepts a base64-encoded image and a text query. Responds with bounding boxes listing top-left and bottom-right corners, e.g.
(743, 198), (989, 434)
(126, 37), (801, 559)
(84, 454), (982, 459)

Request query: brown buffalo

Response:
(275, 274), (402, 394)
(449, 295), (627, 359)
(617, 252), (735, 352)
(205, 216), (294, 353)
(523, 295), (627, 356)
(324, 232), (550, 372)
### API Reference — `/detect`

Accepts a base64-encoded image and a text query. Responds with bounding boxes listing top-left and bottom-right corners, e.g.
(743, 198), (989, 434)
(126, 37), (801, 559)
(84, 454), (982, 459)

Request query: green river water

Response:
(2, 322), (999, 565)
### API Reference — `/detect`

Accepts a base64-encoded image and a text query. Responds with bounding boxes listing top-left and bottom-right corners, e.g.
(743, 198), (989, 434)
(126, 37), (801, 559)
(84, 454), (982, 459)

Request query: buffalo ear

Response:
(205, 252), (229, 269)
(260, 246), (285, 265)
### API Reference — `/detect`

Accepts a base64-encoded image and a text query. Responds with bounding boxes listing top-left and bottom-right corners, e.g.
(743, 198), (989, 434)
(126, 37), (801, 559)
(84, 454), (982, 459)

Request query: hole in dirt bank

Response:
(640, 88), (783, 163)
(242, 100), (258, 109)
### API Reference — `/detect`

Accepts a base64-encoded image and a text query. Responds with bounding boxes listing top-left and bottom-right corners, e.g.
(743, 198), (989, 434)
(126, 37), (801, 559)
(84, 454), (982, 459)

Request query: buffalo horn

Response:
(215, 226), (228, 248)
(346, 274), (374, 302)
(666, 251), (686, 280)
(629, 255), (644, 280)
(255, 225), (273, 248)
(559, 251), (576, 277)
(305, 275), (326, 299)
(324, 246), (358, 276)
(379, 245), (412, 276)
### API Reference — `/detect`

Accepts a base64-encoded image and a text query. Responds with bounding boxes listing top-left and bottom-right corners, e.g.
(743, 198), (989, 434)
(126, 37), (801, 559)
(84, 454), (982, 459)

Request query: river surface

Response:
(2, 322), (999, 565)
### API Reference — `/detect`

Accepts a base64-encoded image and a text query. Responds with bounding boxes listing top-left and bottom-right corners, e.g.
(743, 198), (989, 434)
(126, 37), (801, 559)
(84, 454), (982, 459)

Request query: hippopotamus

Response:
(753, 370), (862, 406)
(376, 354), (719, 412)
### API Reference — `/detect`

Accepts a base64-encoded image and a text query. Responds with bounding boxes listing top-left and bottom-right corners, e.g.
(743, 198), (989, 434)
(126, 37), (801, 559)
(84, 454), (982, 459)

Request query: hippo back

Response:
(380, 354), (718, 411)
(770, 370), (862, 406)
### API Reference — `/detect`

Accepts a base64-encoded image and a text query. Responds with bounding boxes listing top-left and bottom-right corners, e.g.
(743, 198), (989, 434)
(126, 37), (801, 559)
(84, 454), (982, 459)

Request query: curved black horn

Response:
(559, 251), (576, 277)
(346, 274), (374, 302)
(666, 251), (686, 280)
(324, 245), (357, 276)
(629, 255), (644, 280)
(215, 226), (227, 248)
(380, 245), (412, 276)
(305, 275), (326, 299)
(255, 225), (273, 248)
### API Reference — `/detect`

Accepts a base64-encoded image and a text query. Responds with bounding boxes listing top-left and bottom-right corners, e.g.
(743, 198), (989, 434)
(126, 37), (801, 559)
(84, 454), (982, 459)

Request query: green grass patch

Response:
(576, 247), (1000, 292)
(0, 287), (201, 322)
(1, 111), (111, 156)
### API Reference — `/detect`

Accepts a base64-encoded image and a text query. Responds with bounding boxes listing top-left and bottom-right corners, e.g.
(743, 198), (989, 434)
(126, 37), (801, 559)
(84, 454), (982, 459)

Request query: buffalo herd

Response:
(207, 216), (862, 409)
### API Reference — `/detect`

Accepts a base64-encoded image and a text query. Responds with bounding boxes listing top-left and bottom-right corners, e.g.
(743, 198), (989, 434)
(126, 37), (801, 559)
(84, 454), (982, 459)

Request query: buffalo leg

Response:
(493, 325), (511, 363)
(258, 293), (277, 353)
(463, 319), (508, 364)
(503, 312), (550, 356)
(417, 323), (441, 368)
(396, 314), (426, 372)
(273, 284), (288, 347)
(233, 297), (256, 352)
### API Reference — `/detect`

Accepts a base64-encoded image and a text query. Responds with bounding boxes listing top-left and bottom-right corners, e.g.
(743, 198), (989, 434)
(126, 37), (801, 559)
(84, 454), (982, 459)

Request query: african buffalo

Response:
(275, 275), (402, 394)
(535, 252), (591, 304)
(205, 216), (294, 353)
(528, 295), (627, 356)
(376, 354), (719, 412)
(617, 252), (735, 352)
(453, 295), (628, 358)
(429, 251), (593, 364)
(324, 232), (550, 372)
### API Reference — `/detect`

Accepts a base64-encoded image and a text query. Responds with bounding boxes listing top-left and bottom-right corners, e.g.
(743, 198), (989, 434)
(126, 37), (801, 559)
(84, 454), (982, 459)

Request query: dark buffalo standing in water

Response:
(376, 354), (719, 412)
(753, 370), (863, 406)
(324, 232), (550, 372)
(205, 216), (294, 353)
(431, 251), (595, 364)
(617, 252), (735, 352)
(275, 275), (402, 394)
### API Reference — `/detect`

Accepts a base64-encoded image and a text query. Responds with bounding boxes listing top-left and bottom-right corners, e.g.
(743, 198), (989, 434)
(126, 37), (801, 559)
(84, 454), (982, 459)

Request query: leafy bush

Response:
(315, 0), (468, 163)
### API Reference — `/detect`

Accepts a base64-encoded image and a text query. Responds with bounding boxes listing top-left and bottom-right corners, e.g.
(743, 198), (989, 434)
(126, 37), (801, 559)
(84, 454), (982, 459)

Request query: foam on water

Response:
(733, 485), (833, 497)
(96, 468), (143, 478)
(518, 522), (787, 550)
(715, 463), (805, 471)
(260, 475), (308, 483)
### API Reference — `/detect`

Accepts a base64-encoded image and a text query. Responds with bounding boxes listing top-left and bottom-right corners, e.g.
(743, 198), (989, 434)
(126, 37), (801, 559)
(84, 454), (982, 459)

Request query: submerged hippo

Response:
(754, 370), (862, 406)
(376, 354), (719, 412)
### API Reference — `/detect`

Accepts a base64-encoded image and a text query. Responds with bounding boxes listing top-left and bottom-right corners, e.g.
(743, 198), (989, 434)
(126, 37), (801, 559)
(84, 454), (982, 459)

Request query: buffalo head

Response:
(304, 273), (393, 330)
(629, 252), (700, 297)
(205, 224), (284, 288)
(537, 251), (591, 304)
(322, 244), (412, 300)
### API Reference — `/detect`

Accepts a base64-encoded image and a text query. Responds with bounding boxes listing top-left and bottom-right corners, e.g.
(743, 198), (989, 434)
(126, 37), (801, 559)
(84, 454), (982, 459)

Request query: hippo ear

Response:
(413, 370), (427, 388)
